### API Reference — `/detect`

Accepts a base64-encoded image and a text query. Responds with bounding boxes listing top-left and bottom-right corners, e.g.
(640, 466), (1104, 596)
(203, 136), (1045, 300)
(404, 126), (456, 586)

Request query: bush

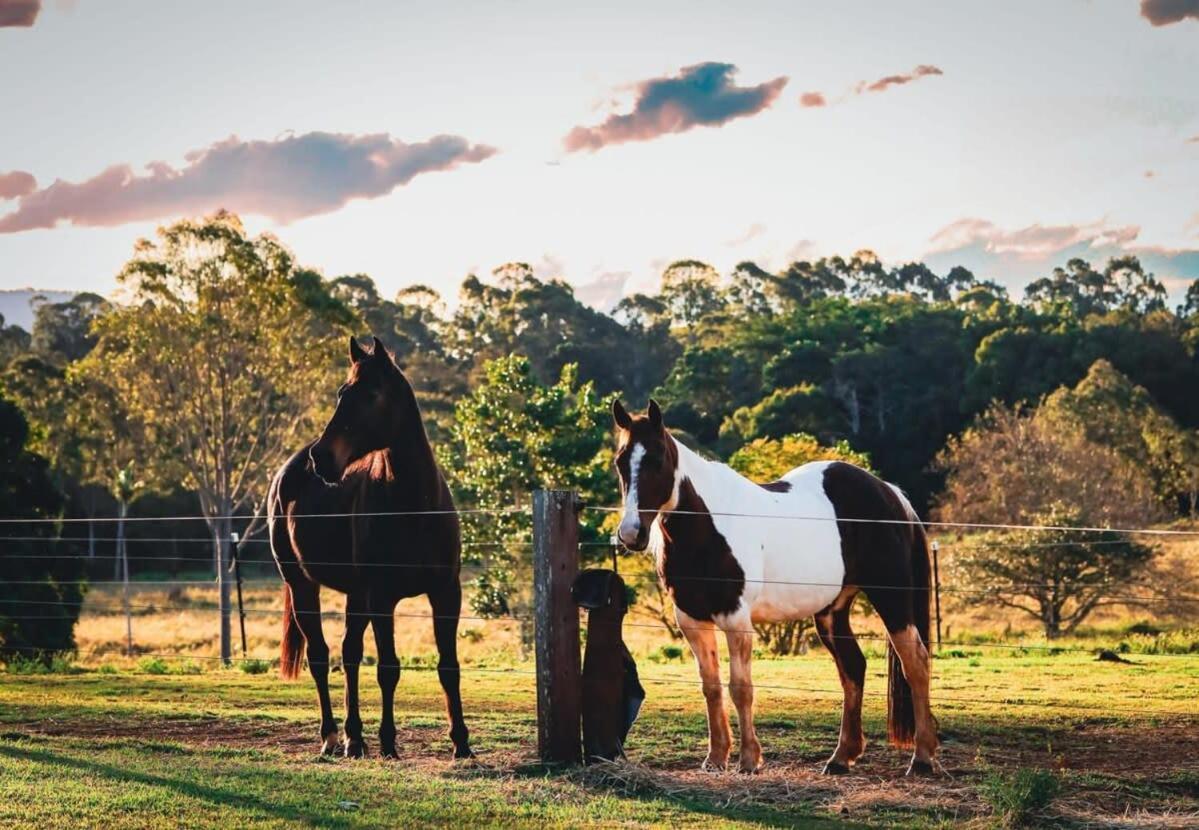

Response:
(238, 658), (270, 675)
(981, 768), (1060, 827)
(138, 656), (169, 675)
(4, 652), (76, 674)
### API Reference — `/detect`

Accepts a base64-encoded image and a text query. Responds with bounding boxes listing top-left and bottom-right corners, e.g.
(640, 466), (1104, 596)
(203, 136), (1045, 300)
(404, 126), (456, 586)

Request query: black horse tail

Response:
(887, 510), (932, 748)
(280, 583), (305, 680)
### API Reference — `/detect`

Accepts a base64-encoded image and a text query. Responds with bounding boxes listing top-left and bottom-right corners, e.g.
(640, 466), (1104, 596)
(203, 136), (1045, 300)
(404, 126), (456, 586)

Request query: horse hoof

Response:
(380, 745), (398, 760)
(701, 757), (728, 773)
(822, 761), (851, 776)
(452, 745), (475, 760)
(738, 760), (763, 775)
(906, 759), (935, 777)
(344, 740), (367, 759)
(320, 735), (340, 756)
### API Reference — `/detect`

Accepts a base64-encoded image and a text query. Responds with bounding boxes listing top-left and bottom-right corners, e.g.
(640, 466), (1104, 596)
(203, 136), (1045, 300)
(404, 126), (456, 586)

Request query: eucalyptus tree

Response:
(80, 212), (345, 662)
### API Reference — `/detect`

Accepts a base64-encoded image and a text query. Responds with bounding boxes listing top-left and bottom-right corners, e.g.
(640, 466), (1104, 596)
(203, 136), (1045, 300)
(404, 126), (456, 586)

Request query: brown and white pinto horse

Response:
(612, 400), (937, 776)
(268, 336), (471, 759)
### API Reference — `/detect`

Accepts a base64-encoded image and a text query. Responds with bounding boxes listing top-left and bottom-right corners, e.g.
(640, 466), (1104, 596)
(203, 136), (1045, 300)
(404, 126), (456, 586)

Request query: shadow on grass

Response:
(508, 760), (865, 830)
(0, 741), (357, 829)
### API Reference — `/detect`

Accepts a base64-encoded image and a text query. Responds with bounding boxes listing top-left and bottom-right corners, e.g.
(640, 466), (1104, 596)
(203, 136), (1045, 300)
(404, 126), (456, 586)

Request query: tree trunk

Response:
(119, 500), (132, 657)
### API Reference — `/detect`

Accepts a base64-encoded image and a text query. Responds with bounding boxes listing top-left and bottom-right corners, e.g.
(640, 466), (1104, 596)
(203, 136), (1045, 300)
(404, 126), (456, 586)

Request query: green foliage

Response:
(939, 406), (1160, 637)
(137, 656), (169, 675)
(0, 391), (85, 662)
(727, 433), (872, 482)
(75, 212), (347, 527)
(238, 658), (269, 675)
(980, 767), (1060, 827)
(441, 355), (616, 623)
(1042, 359), (1199, 512)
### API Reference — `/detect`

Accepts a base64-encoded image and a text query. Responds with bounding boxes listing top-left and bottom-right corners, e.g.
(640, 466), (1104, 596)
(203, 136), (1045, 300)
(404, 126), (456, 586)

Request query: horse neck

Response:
(668, 436), (747, 511)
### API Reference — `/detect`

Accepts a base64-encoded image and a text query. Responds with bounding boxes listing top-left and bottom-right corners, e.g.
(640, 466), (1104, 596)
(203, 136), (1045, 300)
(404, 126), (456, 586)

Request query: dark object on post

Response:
(572, 568), (646, 762)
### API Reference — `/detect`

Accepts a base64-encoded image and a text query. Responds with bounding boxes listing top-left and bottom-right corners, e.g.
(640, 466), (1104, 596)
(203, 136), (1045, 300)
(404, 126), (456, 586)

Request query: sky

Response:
(1, 0), (1198, 308)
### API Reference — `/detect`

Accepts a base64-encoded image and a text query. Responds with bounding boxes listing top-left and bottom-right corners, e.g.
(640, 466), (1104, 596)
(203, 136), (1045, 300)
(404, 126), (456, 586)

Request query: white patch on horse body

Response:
(652, 439), (847, 629)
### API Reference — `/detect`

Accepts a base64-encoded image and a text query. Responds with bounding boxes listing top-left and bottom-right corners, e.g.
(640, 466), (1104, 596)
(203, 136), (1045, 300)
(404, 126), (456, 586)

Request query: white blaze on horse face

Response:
(618, 443), (646, 546)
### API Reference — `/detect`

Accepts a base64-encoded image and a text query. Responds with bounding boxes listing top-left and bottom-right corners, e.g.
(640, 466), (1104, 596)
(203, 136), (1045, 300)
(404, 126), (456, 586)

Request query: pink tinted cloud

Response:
(0, 131), (497, 233)
(0, 0), (38, 26)
(1140, 0), (1199, 26)
(928, 218), (1141, 261)
(0, 171), (37, 200)
(563, 62), (788, 153)
(858, 64), (943, 94)
(799, 91), (827, 108)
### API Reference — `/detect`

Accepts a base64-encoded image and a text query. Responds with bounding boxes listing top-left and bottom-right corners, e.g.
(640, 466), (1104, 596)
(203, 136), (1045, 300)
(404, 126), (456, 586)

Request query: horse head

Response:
(611, 398), (679, 551)
(309, 335), (417, 483)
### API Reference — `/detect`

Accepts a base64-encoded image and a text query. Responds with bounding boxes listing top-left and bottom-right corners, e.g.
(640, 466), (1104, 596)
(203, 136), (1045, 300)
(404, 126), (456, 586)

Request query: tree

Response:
(936, 404), (1161, 637)
(1042, 359), (1199, 514)
(0, 391), (85, 663)
(30, 292), (110, 363)
(440, 354), (614, 648)
(77, 212), (345, 662)
(1024, 256), (1166, 317)
(658, 259), (727, 330)
(727, 432), (873, 482)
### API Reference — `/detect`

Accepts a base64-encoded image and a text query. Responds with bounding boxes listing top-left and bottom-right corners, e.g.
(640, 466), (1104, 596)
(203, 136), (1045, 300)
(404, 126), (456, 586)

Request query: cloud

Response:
(1140, 0), (1199, 26)
(857, 64), (943, 94)
(800, 64), (943, 111)
(924, 217), (1199, 299)
(0, 131), (497, 234)
(563, 62), (788, 153)
(928, 218), (1141, 261)
(726, 222), (766, 247)
(0, 171), (36, 200)
(0, 0), (39, 26)
(573, 271), (630, 311)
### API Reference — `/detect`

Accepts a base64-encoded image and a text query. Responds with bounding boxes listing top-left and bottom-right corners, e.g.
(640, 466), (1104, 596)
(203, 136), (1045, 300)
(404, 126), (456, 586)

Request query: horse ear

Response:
(647, 398), (664, 431)
(612, 399), (633, 430)
(370, 336), (391, 363)
(349, 336), (367, 363)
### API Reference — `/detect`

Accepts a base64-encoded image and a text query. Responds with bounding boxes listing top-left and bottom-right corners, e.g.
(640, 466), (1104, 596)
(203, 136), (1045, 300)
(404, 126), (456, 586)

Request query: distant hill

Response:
(0, 289), (77, 331)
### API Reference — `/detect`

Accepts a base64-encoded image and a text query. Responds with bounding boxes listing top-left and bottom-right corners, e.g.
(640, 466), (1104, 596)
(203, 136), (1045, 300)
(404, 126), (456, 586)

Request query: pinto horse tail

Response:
(280, 583), (305, 680)
(886, 499), (932, 749)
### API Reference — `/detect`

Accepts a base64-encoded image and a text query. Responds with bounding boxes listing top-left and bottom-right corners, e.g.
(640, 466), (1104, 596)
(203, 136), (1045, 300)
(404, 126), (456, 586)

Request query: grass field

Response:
(3, 534), (1199, 828)
(3, 629), (1197, 828)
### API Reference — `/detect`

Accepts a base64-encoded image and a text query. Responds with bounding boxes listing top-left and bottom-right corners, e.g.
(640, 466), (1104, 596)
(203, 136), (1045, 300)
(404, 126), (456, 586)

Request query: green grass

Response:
(0, 652), (1195, 828)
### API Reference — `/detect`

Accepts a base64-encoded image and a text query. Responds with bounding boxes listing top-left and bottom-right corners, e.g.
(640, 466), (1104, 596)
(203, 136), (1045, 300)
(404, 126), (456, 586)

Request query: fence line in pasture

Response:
(2, 562), (1195, 605)
(2, 594), (1194, 657)
(580, 504), (1199, 537)
(0, 641), (1192, 719)
(4, 505), (1199, 537)
(0, 507), (531, 524)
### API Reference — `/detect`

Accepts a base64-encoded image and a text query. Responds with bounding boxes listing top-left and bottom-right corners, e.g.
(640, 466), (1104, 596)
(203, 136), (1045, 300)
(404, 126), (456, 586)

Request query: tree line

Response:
(2, 211), (1198, 655)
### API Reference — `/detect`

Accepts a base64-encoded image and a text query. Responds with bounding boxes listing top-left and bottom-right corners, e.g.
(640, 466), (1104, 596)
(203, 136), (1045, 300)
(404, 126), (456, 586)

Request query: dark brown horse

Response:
(268, 336), (471, 759)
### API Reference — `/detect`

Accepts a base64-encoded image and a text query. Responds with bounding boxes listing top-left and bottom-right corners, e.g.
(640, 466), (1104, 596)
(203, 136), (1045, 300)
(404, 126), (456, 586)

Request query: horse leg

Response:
(429, 582), (473, 758)
(341, 591), (370, 758)
(724, 618), (763, 773)
(369, 597), (400, 759)
(678, 609), (731, 771)
(814, 596), (867, 774)
(887, 625), (938, 774)
(288, 579), (339, 755)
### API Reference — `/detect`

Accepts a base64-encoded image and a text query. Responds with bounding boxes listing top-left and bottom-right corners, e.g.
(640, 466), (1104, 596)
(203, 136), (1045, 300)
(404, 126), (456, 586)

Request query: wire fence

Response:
(3, 503), (1198, 721)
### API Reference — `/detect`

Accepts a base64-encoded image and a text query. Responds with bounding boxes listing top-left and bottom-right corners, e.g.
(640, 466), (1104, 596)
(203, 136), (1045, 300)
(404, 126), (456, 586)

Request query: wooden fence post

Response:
(532, 489), (582, 764)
